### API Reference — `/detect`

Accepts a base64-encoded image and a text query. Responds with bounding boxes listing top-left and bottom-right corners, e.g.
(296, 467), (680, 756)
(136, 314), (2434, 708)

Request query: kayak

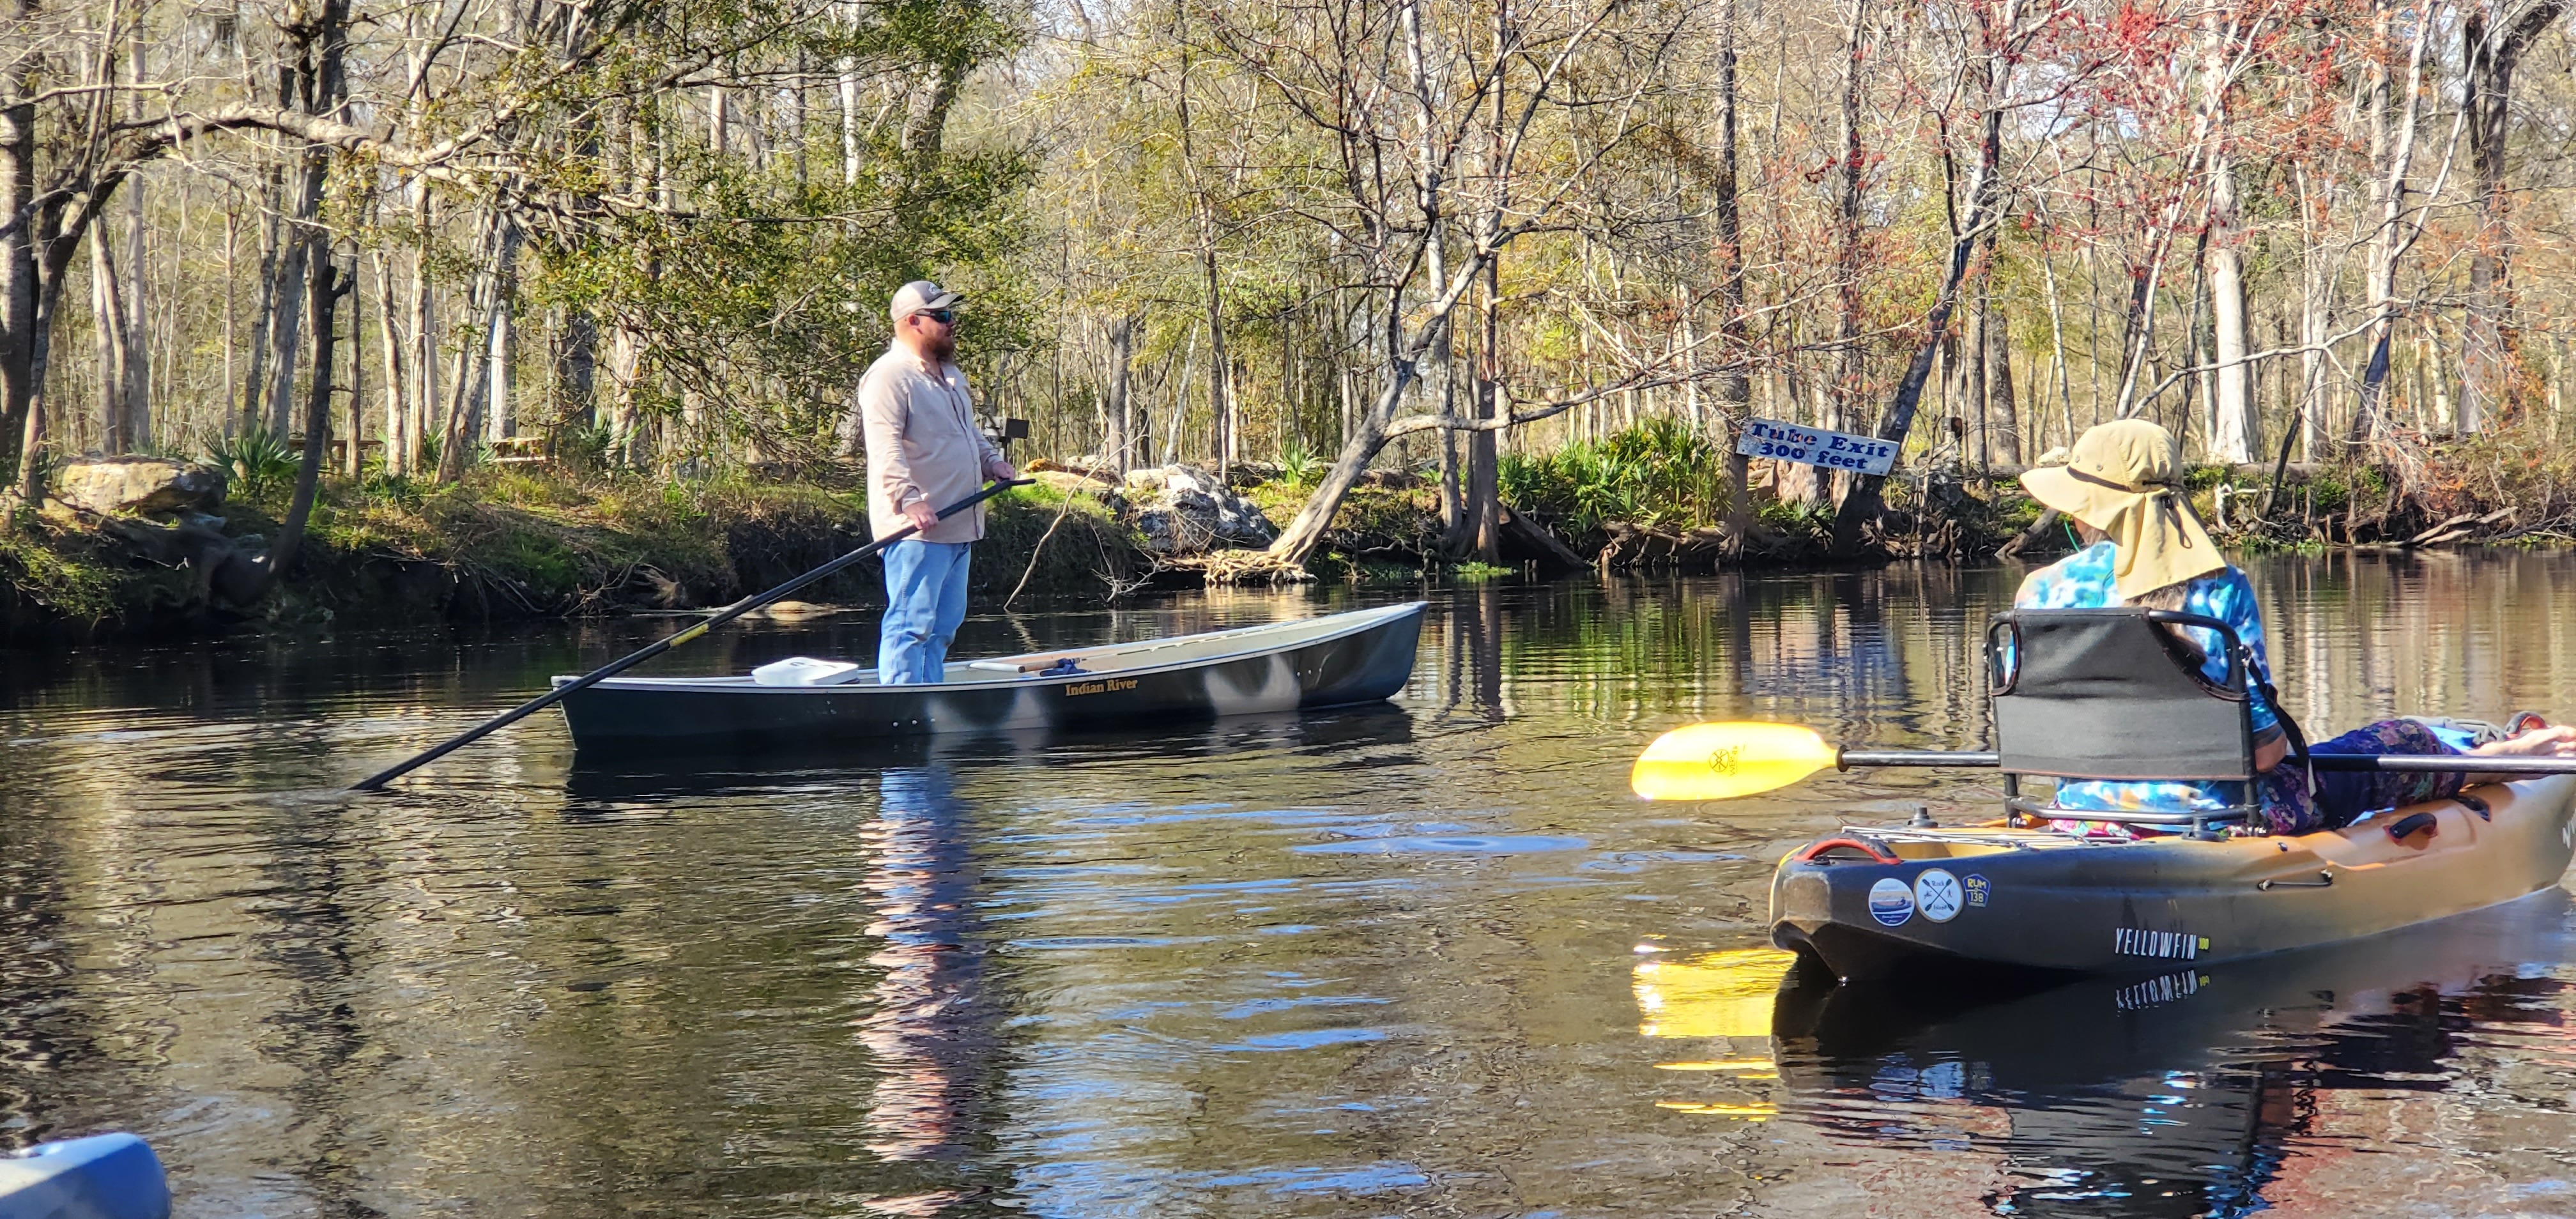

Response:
(553, 601), (1425, 753)
(1768, 774), (2576, 981)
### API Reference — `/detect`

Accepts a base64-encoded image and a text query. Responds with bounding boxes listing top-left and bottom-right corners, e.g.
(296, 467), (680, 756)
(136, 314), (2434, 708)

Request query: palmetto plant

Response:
(1501, 419), (1733, 534)
(204, 427), (299, 499)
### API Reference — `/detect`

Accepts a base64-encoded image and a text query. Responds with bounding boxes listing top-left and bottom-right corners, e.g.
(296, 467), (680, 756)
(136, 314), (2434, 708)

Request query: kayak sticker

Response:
(2114, 928), (2204, 961)
(1867, 878), (1915, 926)
(1961, 875), (1991, 908)
(1913, 869), (1963, 923)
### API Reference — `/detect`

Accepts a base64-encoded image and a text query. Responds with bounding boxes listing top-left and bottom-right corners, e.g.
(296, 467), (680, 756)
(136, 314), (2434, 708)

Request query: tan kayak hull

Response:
(1770, 776), (2576, 980)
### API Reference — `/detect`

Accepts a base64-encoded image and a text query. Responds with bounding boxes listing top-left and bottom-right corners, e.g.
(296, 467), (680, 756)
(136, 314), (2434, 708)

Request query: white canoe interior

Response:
(582, 601), (1423, 691)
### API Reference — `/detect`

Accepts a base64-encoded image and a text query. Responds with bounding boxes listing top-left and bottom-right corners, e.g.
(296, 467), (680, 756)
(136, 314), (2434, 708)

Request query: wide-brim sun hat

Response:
(2018, 419), (2223, 599)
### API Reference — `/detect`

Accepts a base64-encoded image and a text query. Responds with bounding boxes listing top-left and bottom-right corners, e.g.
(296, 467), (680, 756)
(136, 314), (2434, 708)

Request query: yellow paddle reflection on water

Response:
(1634, 947), (1799, 1119)
(1630, 723), (1840, 801)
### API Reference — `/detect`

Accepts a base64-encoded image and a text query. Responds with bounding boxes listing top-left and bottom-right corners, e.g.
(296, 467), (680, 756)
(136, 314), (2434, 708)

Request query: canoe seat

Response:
(1986, 608), (2258, 835)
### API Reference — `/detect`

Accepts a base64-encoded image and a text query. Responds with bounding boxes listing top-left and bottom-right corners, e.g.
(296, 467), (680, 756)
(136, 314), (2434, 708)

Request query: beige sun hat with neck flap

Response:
(2018, 419), (2222, 600)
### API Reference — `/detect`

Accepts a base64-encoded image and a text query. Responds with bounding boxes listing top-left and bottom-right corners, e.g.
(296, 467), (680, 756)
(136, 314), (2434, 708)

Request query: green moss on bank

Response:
(5, 466), (1154, 641)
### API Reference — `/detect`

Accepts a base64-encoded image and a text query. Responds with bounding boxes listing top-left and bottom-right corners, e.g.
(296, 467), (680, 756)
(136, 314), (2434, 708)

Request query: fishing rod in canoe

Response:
(1630, 721), (2576, 802)
(349, 479), (1032, 793)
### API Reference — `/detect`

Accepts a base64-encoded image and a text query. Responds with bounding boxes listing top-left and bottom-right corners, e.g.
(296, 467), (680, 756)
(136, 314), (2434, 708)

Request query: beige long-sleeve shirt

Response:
(850, 346), (1002, 544)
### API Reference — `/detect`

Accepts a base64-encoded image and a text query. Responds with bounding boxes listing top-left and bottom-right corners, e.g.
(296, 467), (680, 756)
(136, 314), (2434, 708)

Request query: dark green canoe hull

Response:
(553, 602), (1425, 753)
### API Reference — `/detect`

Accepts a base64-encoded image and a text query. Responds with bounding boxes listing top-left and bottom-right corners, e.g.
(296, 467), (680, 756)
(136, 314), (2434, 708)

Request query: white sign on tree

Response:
(1734, 419), (1897, 476)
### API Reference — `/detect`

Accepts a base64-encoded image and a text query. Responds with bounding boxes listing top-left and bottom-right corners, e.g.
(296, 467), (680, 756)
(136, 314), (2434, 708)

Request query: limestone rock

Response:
(1121, 464), (1279, 554)
(52, 456), (227, 517)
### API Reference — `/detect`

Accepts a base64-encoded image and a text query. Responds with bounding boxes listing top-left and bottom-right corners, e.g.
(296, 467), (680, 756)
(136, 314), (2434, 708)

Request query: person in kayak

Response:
(2014, 418), (2576, 836)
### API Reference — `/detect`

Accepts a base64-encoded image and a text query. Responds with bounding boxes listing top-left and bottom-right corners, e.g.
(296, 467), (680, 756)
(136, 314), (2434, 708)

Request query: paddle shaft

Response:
(349, 480), (1026, 792)
(1832, 749), (2576, 776)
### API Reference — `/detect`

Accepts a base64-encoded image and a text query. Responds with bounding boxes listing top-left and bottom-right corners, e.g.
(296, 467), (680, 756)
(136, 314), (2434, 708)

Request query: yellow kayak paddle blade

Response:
(1631, 721), (1841, 801)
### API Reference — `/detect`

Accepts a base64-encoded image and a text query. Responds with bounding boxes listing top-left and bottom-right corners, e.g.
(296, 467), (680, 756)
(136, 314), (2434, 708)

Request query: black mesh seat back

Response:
(1989, 609), (2255, 782)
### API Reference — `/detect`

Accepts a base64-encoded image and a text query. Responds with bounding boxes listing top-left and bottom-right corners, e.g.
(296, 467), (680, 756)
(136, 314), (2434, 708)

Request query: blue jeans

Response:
(879, 540), (972, 684)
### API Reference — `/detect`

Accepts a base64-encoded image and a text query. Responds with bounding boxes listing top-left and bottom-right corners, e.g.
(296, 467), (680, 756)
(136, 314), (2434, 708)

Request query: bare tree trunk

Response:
(606, 320), (643, 466)
(119, 24), (148, 452)
(263, 250), (346, 585)
(266, 167), (320, 435)
(241, 164), (282, 433)
(1988, 302), (2020, 464)
(2205, 8), (2255, 463)
(1173, 7), (1230, 475)
(346, 250), (364, 475)
(374, 250), (408, 475)
(1829, 0), (1869, 450)
(2458, 0), (2563, 431)
(90, 226), (138, 452)
(838, 57), (862, 184)
(1965, 282), (1989, 470)
(215, 0), (354, 599)
(560, 308), (597, 430)
(2359, 0), (2432, 445)
(897, 61), (959, 169)
(1105, 313), (1134, 474)
(0, 63), (33, 479)
(1466, 258), (1500, 562)
(484, 220), (521, 443)
(435, 213), (503, 482)
(1711, 0), (1752, 548)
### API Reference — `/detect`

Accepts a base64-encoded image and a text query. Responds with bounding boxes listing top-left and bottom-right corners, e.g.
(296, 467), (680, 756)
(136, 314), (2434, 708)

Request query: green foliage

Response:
(2304, 472), (2352, 516)
(0, 518), (122, 620)
(556, 421), (616, 470)
(1279, 441), (1326, 487)
(1499, 418), (1733, 533)
(204, 427), (298, 500)
(1756, 498), (1835, 539)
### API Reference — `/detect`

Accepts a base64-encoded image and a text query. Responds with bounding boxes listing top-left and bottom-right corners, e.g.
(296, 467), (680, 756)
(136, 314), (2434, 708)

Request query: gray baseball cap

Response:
(889, 279), (963, 322)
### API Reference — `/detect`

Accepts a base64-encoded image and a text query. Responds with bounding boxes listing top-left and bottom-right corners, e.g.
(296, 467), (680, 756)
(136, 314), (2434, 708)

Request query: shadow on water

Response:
(1765, 890), (2576, 1217)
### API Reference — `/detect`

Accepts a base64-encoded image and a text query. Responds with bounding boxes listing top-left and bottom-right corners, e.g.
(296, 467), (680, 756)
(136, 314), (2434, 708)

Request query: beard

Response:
(919, 328), (957, 364)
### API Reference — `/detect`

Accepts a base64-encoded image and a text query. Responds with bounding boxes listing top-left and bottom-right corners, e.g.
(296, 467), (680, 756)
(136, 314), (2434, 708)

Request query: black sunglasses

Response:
(914, 309), (956, 325)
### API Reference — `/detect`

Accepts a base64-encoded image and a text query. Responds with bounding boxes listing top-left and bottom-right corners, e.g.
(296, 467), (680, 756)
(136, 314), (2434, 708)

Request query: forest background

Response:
(10, 0), (2576, 629)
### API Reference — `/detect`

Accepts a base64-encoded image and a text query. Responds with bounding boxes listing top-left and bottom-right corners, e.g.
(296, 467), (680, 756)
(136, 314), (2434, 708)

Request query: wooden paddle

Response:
(1630, 721), (2576, 801)
(350, 479), (1030, 792)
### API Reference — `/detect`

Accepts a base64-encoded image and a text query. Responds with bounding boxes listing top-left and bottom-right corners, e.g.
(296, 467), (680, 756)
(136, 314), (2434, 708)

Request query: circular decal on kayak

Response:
(1867, 877), (1915, 927)
(1915, 869), (1963, 923)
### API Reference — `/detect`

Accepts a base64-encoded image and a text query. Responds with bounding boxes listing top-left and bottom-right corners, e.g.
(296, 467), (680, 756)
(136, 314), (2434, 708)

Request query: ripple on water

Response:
(1294, 832), (1590, 855)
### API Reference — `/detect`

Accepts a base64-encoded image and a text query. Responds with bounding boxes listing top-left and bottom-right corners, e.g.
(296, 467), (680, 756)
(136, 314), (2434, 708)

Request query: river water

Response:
(6, 551), (2576, 1218)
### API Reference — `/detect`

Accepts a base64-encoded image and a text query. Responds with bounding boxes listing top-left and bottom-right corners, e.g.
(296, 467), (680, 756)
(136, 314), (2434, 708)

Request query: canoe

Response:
(554, 601), (1425, 753)
(1768, 774), (2576, 981)
(0, 1133), (169, 1219)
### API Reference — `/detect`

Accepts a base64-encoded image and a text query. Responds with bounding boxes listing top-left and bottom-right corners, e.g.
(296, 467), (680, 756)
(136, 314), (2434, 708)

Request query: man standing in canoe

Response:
(845, 280), (1017, 684)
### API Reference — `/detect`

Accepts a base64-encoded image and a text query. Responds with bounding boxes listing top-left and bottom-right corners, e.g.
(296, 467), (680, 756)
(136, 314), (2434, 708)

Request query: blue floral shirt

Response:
(2013, 542), (2278, 816)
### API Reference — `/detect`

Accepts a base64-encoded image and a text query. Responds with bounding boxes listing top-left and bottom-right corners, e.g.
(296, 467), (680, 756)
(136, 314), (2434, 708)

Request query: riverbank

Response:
(6, 428), (2569, 645)
(0, 466), (1154, 644)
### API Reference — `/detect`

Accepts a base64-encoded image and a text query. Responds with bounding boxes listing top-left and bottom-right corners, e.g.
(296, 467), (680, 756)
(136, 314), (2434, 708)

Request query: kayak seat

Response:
(1987, 608), (2258, 835)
